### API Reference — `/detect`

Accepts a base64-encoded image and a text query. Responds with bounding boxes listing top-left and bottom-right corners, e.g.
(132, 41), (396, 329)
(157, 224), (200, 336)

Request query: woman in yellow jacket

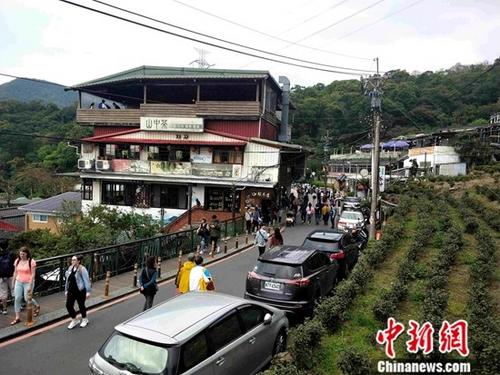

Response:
(175, 253), (196, 294)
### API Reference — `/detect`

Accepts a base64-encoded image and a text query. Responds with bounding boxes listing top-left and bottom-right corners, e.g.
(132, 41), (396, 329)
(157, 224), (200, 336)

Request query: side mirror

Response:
(263, 313), (273, 325)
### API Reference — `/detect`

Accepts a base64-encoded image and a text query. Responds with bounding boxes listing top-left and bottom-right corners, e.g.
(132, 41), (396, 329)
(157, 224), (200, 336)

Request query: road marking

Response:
(0, 244), (257, 348)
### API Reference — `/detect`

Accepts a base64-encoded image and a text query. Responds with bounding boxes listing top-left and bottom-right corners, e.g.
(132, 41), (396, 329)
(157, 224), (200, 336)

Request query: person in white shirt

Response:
(189, 256), (213, 292)
(254, 225), (269, 256)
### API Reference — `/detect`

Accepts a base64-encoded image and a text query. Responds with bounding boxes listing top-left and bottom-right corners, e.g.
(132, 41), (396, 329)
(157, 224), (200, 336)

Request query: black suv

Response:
(302, 229), (363, 279)
(245, 246), (338, 315)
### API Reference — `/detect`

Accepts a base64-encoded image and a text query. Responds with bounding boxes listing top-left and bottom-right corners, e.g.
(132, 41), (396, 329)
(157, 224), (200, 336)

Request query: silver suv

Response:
(89, 292), (288, 375)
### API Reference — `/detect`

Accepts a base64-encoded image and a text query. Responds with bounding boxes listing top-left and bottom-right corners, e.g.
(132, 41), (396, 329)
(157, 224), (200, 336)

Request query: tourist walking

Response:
(322, 202), (330, 225)
(139, 256), (158, 311)
(65, 254), (92, 329)
(209, 215), (221, 253)
(330, 205), (337, 229)
(189, 256), (214, 292)
(175, 253), (196, 294)
(245, 207), (252, 234)
(10, 247), (40, 325)
(269, 227), (283, 248)
(0, 239), (15, 315)
(306, 203), (314, 225)
(197, 218), (209, 254)
(254, 225), (269, 256)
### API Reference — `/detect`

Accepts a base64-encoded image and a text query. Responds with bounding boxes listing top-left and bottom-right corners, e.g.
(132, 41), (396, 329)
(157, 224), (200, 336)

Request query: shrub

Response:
(338, 348), (372, 375)
(288, 318), (325, 369)
(261, 355), (308, 375)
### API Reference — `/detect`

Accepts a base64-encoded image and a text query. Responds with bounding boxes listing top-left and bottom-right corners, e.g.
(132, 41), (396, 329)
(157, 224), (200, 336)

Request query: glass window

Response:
(238, 306), (266, 332)
(82, 179), (93, 200)
(180, 333), (210, 372)
(129, 145), (140, 159)
(32, 214), (49, 223)
(101, 332), (168, 374)
(148, 146), (159, 160)
(102, 182), (135, 206)
(254, 261), (302, 279)
(208, 312), (242, 351)
(213, 149), (243, 164)
(105, 144), (115, 158)
(306, 254), (325, 271)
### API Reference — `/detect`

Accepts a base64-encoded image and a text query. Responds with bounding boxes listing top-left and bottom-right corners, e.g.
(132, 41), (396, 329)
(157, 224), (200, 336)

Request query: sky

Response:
(0, 0), (499, 88)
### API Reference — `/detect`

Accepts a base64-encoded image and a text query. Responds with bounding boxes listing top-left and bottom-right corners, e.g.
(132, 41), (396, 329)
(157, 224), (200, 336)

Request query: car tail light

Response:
(292, 278), (310, 287)
(338, 220), (346, 226)
(330, 250), (345, 260)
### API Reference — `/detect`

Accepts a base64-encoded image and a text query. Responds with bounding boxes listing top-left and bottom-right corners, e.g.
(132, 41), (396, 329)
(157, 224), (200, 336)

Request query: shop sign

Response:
(151, 161), (191, 175)
(192, 164), (233, 178)
(140, 117), (204, 132)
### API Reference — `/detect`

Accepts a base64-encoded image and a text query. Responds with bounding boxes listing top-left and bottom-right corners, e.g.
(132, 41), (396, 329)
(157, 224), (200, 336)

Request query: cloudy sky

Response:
(1, 0), (499, 87)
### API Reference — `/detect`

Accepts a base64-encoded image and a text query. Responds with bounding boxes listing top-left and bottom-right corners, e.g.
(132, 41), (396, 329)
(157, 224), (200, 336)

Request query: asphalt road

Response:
(0, 220), (330, 375)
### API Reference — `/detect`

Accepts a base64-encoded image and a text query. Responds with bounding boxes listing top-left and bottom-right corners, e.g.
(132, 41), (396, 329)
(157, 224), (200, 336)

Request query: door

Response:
(206, 311), (248, 375)
(318, 253), (337, 291)
(341, 234), (357, 270)
(237, 305), (275, 373)
(305, 253), (327, 297)
(178, 332), (214, 375)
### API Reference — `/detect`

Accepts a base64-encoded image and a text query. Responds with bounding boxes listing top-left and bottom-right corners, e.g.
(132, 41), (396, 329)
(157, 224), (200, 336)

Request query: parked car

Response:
(342, 196), (361, 209)
(245, 246), (338, 315)
(337, 210), (366, 231)
(302, 229), (362, 279)
(89, 292), (288, 375)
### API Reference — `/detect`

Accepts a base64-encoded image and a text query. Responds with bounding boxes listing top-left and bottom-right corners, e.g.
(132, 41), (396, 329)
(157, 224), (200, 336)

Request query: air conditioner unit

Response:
(96, 160), (111, 170)
(78, 159), (94, 170)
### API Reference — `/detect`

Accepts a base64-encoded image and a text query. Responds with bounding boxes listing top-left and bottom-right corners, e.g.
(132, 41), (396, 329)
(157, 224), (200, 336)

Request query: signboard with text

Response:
(140, 117), (204, 132)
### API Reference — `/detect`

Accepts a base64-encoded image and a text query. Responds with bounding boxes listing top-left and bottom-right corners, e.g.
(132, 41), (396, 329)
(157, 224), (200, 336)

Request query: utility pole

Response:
(363, 58), (383, 240)
(323, 130), (331, 193)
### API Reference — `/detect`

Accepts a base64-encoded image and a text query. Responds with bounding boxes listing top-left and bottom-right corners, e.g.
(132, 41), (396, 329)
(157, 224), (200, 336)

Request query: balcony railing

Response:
(94, 159), (242, 179)
(77, 101), (262, 125)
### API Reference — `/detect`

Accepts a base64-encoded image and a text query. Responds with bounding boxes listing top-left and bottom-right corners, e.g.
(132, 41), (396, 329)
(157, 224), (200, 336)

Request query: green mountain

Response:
(0, 78), (77, 107)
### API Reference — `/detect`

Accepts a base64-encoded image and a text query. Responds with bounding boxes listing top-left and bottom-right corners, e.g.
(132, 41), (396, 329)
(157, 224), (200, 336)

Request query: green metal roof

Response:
(68, 65), (279, 90)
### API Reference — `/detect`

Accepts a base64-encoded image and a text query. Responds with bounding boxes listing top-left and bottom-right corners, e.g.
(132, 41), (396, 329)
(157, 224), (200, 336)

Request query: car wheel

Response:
(273, 329), (287, 355)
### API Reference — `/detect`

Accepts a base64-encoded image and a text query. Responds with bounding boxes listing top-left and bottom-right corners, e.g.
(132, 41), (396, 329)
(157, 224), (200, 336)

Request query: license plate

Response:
(264, 281), (281, 291)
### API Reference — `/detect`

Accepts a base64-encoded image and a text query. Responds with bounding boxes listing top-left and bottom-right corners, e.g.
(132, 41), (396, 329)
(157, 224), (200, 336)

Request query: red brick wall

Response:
(166, 207), (241, 233)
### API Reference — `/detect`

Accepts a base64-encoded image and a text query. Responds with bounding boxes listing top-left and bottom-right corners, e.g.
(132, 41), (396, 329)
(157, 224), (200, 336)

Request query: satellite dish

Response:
(360, 169), (369, 177)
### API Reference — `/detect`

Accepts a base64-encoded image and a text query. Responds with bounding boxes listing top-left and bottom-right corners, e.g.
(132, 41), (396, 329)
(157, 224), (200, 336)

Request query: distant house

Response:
(18, 192), (81, 234)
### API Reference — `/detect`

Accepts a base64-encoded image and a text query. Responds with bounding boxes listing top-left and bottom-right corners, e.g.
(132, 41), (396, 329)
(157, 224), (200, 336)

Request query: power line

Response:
(171, 0), (371, 61)
(59, 0), (367, 76)
(90, 0), (376, 74)
(290, 0), (387, 46)
(337, 0), (426, 40)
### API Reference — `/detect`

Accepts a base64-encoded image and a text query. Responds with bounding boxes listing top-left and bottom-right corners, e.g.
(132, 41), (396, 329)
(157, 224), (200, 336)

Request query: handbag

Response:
(206, 279), (215, 291)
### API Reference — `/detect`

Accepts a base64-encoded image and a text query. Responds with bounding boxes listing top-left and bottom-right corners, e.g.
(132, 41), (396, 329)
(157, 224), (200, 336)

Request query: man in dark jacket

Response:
(0, 239), (15, 315)
(209, 215), (221, 254)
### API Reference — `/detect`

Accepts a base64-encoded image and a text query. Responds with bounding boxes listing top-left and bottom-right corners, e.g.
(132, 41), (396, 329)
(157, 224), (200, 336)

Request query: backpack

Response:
(0, 252), (15, 278)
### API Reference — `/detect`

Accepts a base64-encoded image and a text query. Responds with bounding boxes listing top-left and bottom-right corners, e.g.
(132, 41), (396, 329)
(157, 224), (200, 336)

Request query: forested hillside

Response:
(0, 101), (90, 200)
(0, 78), (77, 107)
(291, 60), (500, 152)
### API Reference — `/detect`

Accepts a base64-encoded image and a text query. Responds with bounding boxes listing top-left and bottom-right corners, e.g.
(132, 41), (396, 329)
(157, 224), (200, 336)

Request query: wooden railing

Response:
(77, 101), (262, 125)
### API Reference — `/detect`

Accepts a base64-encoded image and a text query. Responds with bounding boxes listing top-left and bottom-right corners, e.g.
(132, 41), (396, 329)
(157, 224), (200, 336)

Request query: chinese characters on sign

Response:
(376, 318), (469, 358)
(140, 117), (204, 132)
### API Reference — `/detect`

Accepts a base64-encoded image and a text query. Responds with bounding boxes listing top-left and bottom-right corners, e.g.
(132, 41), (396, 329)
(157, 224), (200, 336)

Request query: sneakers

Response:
(67, 318), (80, 330)
(1, 309), (7, 315)
(80, 318), (89, 328)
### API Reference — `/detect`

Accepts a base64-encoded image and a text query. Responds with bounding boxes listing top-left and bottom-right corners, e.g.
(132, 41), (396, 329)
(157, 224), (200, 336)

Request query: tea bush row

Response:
(372, 200), (436, 322)
(463, 193), (500, 232)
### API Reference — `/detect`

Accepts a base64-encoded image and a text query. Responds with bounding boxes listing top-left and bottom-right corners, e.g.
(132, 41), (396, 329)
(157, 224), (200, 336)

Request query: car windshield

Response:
(101, 332), (169, 374)
(302, 238), (339, 252)
(254, 261), (302, 279)
(341, 211), (364, 221)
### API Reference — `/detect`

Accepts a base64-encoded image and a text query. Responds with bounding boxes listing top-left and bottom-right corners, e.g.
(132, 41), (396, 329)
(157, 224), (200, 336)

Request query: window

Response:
(148, 146), (159, 160)
(254, 261), (302, 279)
(129, 145), (140, 159)
(238, 306), (266, 332)
(168, 146), (190, 162)
(208, 312), (243, 351)
(104, 144), (115, 159)
(213, 149), (243, 164)
(102, 182), (135, 206)
(180, 333), (210, 372)
(32, 214), (49, 223)
(205, 187), (240, 212)
(82, 179), (93, 200)
(307, 253), (327, 271)
(82, 143), (93, 154)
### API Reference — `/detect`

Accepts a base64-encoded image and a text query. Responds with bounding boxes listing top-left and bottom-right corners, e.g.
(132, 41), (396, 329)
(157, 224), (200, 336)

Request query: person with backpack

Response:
(322, 202), (330, 225)
(0, 239), (15, 315)
(139, 256), (158, 311)
(175, 253), (195, 294)
(189, 256), (214, 292)
(196, 218), (209, 254)
(254, 224), (269, 256)
(11, 247), (40, 325)
(65, 254), (92, 329)
(315, 200), (322, 225)
(209, 215), (221, 254)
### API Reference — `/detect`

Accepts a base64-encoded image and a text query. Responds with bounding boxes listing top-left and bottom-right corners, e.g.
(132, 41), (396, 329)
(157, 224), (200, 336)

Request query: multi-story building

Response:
(68, 66), (307, 224)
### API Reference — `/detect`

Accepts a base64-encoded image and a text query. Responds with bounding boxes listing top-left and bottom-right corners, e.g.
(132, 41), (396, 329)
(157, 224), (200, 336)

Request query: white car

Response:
(337, 210), (365, 231)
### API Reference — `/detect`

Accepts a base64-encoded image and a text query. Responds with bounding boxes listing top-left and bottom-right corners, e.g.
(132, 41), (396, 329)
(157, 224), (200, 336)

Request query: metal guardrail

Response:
(32, 217), (245, 297)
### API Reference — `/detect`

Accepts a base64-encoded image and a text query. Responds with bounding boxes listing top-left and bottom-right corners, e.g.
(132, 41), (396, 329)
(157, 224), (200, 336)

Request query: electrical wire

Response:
(337, 0), (426, 40)
(171, 0), (371, 61)
(59, 0), (363, 76)
(90, 0), (376, 74)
